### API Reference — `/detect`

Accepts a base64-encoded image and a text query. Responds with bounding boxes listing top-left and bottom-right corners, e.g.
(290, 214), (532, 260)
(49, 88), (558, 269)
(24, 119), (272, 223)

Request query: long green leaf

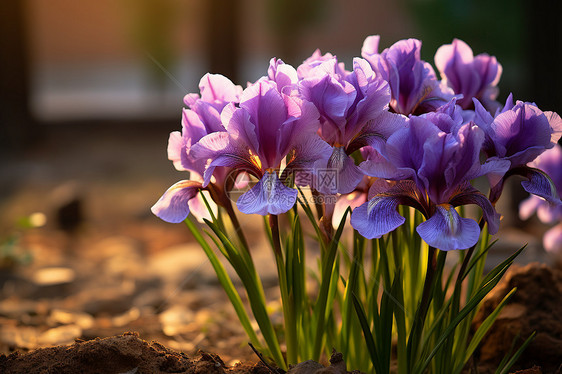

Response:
(460, 288), (517, 372)
(311, 207), (350, 359)
(415, 256), (516, 374)
(203, 218), (286, 369)
(352, 293), (382, 374)
(184, 219), (262, 350)
(495, 332), (536, 374)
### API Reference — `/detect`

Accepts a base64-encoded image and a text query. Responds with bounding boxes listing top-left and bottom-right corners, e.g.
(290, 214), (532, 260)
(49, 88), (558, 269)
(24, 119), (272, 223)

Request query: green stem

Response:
(224, 198), (250, 251)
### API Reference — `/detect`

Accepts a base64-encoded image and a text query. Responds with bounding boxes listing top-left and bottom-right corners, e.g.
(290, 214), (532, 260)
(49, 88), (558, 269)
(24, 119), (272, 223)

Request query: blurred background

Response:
(0, 0), (561, 361)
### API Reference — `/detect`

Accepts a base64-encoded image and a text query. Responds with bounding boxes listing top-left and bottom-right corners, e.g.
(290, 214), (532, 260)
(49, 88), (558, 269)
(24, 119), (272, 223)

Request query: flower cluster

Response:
(153, 35), (562, 251)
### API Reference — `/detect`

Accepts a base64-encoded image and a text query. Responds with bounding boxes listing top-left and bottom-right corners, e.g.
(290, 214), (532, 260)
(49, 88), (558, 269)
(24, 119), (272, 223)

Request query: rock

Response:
(37, 324), (82, 346)
(287, 350), (352, 374)
(32, 267), (75, 286)
(48, 309), (94, 329)
(473, 263), (562, 374)
(159, 305), (195, 336)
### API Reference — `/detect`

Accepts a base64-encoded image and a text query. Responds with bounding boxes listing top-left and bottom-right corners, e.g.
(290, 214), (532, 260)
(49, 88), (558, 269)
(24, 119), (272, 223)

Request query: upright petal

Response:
(268, 58), (298, 93)
(197, 73), (243, 105)
(361, 35), (380, 61)
(490, 102), (554, 166)
(416, 204), (480, 250)
(240, 80), (291, 168)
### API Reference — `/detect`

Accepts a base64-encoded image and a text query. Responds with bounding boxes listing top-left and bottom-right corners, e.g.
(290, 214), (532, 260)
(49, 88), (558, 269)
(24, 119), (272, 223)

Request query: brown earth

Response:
(473, 263), (562, 374)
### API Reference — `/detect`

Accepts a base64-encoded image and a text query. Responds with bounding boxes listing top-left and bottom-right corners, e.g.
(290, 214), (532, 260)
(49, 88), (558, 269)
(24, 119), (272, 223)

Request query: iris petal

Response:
(416, 204), (480, 250)
(350, 195), (406, 239)
(151, 180), (201, 223)
(449, 183), (501, 235)
(318, 146), (364, 195)
(543, 224), (562, 253)
(520, 167), (562, 205)
(236, 171), (297, 215)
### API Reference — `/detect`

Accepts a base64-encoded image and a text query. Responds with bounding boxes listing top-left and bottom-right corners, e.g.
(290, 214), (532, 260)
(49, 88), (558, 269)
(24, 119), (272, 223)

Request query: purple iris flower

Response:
(435, 39), (502, 111)
(519, 144), (562, 253)
(297, 52), (405, 194)
(361, 36), (452, 115)
(151, 74), (242, 223)
(473, 95), (562, 204)
(296, 49), (348, 80)
(352, 107), (509, 250)
(191, 76), (331, 215)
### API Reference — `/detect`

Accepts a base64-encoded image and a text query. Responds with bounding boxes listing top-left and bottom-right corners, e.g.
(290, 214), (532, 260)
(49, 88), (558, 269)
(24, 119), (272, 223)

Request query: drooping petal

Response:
(416, 204), (480, 250)
(350, 195), (406, 239)
(151, 180), (201, 223)
(349, 110), (408, 154)
(236, 171), (297, 215)
(520, 167), (562, 205)
(478, 157), (511, 188)
(191, 132), (260, 186)
(316, 146), (363, 194)
(283, 135), (332, 187)
(449, 183), (501, 235)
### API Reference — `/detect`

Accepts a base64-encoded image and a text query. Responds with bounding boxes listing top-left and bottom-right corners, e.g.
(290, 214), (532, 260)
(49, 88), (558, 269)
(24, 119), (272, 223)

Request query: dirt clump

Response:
(473, 263), (562, 374)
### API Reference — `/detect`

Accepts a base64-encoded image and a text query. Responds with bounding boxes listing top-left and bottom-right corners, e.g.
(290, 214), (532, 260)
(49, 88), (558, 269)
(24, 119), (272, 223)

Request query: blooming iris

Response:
(435, 39), (502, 111)
(352, 105), (509, 250)
(473, 94), (562, 204)
(361, 36), (451, 115)
(151, 74), (242, 223)
(191, 74), (331, 215)
(152, 36), (562, 256)
(297, 51), (404, 194)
